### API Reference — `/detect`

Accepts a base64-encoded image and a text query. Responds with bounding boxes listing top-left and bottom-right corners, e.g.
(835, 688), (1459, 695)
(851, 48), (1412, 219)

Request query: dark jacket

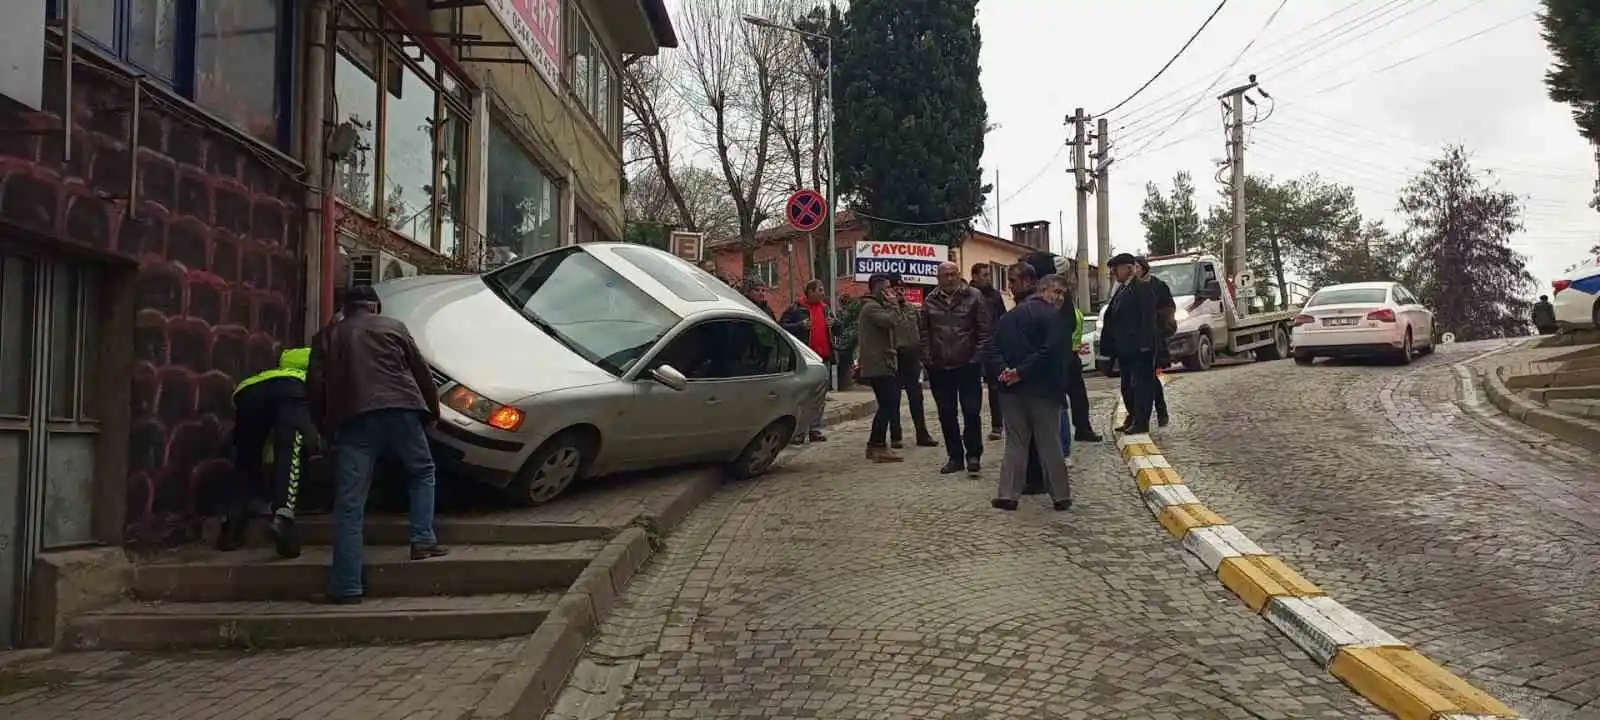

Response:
(1101, 279), (1160, 358)
(988, 294), (1066, 400)
(307, 309), (440, 435)
(974, 284), (1007, 332)
(891, 300), (921, 351)
(778, 301), (838, 357)
(854, 294), (899, 378)
(1147, 276), (1177, 336)
(919, 282), (993, 369)
(1532, 301), (1557, 328)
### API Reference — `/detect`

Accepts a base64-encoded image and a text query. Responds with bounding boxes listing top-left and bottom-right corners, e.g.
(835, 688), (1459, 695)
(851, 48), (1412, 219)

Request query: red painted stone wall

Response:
(0, 58), (305, 545)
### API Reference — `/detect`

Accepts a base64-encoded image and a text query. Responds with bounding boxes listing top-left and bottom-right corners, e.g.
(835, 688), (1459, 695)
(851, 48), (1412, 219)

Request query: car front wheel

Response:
(508, 431), (592, 506)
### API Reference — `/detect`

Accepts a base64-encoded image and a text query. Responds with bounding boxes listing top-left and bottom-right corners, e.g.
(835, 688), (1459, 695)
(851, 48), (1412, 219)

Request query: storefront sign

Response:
(485, 0), (562, 91)
(852, 241), (948, 286)
(670, 231), (704, 262)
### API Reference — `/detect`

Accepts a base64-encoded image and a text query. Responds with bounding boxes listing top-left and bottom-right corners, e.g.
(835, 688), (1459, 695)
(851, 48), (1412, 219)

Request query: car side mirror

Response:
(1199, 281), (1223, 300)
(649, 364), (688, 391)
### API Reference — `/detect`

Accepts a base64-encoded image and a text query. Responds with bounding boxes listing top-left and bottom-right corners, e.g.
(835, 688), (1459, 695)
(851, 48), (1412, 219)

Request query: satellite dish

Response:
(1441, 332), (1456, 344)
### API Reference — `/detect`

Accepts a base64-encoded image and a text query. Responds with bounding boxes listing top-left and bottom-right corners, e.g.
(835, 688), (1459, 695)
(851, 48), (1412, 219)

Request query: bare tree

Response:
(622, 56), (696, 230)
(626, 165), (741, 244)
(676, 0), (795, 259)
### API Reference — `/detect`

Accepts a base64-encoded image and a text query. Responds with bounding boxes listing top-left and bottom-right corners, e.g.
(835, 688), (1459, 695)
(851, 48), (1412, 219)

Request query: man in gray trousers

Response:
(986, 263), (1072, 511)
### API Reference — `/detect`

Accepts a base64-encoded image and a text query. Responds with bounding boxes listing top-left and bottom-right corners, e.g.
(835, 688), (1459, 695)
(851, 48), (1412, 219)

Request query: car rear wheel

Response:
(729, 419), (793, 480)
(1396, 328), (1414, 365)
(508, 431), (592, 506)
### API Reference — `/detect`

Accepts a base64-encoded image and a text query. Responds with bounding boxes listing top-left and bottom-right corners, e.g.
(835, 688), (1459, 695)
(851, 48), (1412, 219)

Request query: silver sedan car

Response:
(374, 243), (830, 506)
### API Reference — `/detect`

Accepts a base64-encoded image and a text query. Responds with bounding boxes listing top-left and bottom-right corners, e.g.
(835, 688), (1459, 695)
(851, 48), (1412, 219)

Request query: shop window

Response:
(330, 10), (473, 257)
(570, 14), (618, 142)
(196, 0), (284, 144)
(53, 0), (293, 147)
(485, 122), (561, 268)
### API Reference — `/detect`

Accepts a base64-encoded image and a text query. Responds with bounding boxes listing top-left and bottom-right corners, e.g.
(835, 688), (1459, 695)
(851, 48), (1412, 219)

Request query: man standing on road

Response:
(1532, 295), (1558, 335)
(855, 274), (904, 463)
(888, 275), (938, 449)
(970, 263), (1008, 441)
(779, 279), (835, 443)
(1102, 254), (1160, 434)
(1135, 256), (1175, 427)
(919, 262), (993, 475)
(306, 285), (449, 604)
(988, 264), (1072, 512)
(1055, 270), (1102, 445)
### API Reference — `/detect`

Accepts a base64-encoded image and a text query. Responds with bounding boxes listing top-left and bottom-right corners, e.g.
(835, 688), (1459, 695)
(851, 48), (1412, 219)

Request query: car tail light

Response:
(1553, 279), (1571, 295)
(1293, 314), (1314, 326)
(1366, 308), (1396, 322)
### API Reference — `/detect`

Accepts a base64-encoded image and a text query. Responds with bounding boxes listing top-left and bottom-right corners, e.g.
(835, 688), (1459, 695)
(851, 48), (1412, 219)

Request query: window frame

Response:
(647, 318), (796, 382)
(751, 260), (778, 288)
(51, 0), (298, 150)
(483, 116), (565, 267)
(833, 247), (853, 279)
(567, 6), (620, 146)
(332, 5), (474, 256)
(988, 261), (1009, 294)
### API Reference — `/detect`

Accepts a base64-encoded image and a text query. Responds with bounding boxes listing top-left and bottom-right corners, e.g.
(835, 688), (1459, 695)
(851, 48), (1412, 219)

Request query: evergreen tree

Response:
(835, 0), (988, 245)
(1398, 145), (1534, 340)
(1138, 171), (1204, 255)
(1540, 0), (1600, 144)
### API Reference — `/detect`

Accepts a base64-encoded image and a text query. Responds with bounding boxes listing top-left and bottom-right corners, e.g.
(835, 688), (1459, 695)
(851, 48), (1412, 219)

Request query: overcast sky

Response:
(971, 0), (1597, 288)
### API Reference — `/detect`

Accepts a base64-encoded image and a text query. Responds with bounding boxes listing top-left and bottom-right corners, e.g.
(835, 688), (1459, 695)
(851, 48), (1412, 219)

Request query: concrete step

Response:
(64, 591), (561, 650)
(1525, 384), (1600, 403)
(232, 514), (612, 548)
(1548, 398), (1600, 418)
(133, 540), (603, 602)
(1505, 365), (1600, 390)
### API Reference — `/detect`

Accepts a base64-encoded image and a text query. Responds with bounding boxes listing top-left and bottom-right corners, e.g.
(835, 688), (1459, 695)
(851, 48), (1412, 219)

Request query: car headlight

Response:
(442, 385), (525, 431)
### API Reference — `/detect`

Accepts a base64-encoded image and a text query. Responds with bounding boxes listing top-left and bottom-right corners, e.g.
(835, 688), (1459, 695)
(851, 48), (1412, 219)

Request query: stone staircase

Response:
(1486, 345), (1600, 450)
(63, 517), (605, 650)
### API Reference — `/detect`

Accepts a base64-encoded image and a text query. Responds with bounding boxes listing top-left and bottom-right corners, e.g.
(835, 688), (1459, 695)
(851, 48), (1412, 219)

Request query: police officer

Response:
(221, 347), (319, 557)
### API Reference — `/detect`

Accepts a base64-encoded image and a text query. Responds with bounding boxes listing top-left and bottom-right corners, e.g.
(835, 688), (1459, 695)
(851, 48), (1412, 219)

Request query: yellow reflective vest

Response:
(234, 347), (310, 396)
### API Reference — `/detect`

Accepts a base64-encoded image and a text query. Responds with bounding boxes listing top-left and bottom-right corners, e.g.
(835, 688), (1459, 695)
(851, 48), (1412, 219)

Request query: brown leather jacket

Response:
(917, 282), (993, 369)
(306, 309), (439, 435)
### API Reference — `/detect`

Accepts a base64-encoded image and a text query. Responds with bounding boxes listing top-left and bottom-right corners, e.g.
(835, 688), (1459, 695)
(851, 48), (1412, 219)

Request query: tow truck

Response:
(1097, 252), (1301, 371)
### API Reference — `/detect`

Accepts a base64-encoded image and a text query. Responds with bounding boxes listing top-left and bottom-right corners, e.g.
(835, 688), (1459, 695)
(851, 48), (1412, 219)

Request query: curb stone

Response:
(473, 401), (874, 719)
(1112, 374), (1527, 720)
(471, 467), (722, 720)
(1477, 363), (1600, 451)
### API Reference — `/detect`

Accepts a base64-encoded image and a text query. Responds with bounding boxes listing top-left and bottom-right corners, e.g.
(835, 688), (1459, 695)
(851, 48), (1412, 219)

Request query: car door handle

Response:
(705, 397), (721, 405)
(765, 392), (779, 400)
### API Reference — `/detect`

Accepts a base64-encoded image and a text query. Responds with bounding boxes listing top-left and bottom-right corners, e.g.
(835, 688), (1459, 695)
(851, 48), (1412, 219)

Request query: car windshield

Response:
(1148, 263), (1198, 294)
(1308, 287), (1388, 306)
(482, 247), (682, 376)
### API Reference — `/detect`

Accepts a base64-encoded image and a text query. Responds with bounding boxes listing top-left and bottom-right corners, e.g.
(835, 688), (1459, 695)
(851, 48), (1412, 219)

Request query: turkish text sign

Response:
(853, 241), (948, 286)
(485, 0), (562, 91)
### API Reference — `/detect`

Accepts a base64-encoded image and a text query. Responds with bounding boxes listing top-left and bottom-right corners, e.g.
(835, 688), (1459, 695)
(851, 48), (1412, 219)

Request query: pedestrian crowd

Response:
(751, 249), (1180, 512)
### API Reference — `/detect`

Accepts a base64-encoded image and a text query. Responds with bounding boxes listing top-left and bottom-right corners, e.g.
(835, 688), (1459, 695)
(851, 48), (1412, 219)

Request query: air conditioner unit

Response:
(347, 249), (418, 286)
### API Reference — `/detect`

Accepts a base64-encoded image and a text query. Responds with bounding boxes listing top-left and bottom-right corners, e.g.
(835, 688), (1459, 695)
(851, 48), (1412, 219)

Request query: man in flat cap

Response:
(1101, 253), (1160, 434)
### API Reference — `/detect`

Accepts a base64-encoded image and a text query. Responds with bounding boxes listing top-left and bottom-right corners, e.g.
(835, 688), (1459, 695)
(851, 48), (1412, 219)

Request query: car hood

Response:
(374, 275), (617, 404)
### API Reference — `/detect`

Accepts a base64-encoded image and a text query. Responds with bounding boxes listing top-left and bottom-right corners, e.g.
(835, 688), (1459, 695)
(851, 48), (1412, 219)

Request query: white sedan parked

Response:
(1290, 281), (1434, 365)
(1553, 254), (1600, 329)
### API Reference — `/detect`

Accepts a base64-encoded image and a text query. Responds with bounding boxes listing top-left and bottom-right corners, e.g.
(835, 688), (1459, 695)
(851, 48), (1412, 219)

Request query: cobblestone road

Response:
(1153, 340), (1600, 719)
(551, 391), (1383, 719)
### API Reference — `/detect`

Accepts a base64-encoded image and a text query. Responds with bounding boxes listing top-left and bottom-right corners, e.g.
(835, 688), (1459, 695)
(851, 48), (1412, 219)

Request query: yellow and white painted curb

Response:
(1112, 375), (1525, 720)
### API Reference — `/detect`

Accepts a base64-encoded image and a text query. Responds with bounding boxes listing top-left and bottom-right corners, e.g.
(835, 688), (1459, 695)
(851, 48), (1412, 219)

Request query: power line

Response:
(1119, 0), (1289, 160)
(1287, 10), (1535, 103)
(1095, 0), (1230, 117)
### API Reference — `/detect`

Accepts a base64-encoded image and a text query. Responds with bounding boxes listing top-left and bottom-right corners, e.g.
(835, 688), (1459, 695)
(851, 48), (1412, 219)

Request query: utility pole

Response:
(995, 169), (1002, 231)
(1094, 117), (1112, 308)
(1069, 108), (1091, 311)
(1219, 77), (1257, 289)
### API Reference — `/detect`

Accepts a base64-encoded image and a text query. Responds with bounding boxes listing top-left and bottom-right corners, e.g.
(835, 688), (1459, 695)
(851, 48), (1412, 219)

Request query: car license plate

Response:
(1324, 317), (1358, 327)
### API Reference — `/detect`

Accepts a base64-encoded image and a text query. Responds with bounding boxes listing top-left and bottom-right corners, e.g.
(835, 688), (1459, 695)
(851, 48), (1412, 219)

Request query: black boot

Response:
(216, 515), (246, 551)
(270, 514), (301, 559)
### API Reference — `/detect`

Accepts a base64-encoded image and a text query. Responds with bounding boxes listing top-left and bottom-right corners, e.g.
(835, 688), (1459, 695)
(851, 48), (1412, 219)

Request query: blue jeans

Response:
(1059, 402), (1073, 457)
(327, 409), (439, 597)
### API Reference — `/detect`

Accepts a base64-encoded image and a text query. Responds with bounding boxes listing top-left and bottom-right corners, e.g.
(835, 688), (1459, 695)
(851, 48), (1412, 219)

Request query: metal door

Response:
(0, 252), (102, 647)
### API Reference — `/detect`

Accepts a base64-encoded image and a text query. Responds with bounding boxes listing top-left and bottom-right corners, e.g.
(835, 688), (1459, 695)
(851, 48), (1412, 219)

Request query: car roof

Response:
(579, 242), (772, 320)
(1316, 281), (1395, 291)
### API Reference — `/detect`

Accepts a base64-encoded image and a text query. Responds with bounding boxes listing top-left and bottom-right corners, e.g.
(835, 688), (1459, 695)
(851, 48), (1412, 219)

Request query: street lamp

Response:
(743, 14), (836, 316)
